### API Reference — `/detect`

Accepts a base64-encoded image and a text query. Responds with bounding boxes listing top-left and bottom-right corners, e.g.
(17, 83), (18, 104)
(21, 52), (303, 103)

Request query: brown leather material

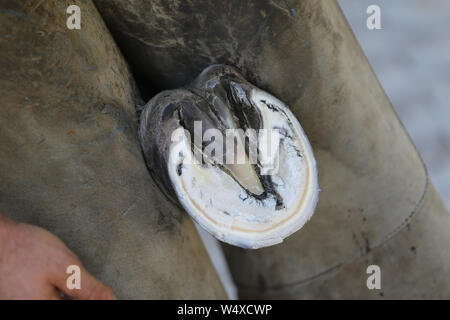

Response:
(0, 0), (226, 299)
(91, 0), (449, 298)
(235, 183), (450, 299)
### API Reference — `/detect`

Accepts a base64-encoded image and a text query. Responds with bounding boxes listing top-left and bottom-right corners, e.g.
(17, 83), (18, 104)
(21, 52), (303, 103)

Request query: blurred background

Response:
(338, 0), (450, 210)
(203, 0), (450, 299)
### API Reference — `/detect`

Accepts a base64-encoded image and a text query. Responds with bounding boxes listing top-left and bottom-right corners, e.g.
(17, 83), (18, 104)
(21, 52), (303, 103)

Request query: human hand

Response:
(0, 215), (116, 300)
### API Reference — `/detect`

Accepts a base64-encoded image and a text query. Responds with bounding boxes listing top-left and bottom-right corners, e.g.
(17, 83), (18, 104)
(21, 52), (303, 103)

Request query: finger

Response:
(48, 252), (117, 300)
(47, 287), (64, 300)
(69, 271), (116, 300)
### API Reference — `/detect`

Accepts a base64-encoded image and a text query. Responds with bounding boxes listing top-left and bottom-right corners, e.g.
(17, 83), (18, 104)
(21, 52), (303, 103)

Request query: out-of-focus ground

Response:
(338, 0), (450, 210)
(203, 1), (450, 299)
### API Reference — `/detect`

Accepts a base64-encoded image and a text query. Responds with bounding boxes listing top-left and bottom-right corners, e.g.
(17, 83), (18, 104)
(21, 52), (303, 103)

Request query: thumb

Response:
(70, 271), (117, 300)
(51, 260), (117, 300)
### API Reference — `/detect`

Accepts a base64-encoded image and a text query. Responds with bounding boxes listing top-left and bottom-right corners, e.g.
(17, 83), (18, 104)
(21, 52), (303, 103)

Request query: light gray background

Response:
(338, 0), (450, 210)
